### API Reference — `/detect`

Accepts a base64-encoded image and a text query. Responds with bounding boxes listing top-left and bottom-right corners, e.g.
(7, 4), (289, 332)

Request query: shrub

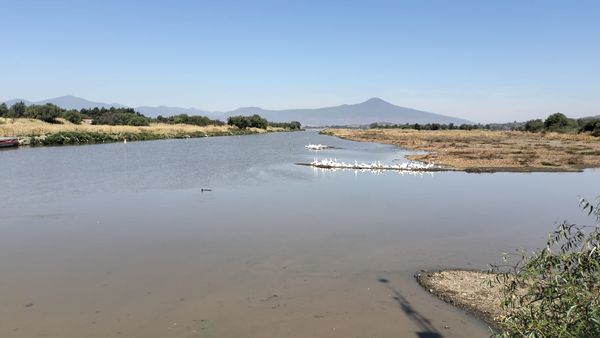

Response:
(227, 114), (268, 129)
(62, 110), (83, 124)
(0, 103), (8, 117)
(41, 131), (113, 145)
(127, 115), (149, 126)
(544, 112), (578, 132)
(268, 121), (302, 130)
(523, 119), (544, 132)
(491, 197), (600, 337)
(172, 114), (189, 124)
(7, 101), (27, 118)
(25, 103), (63, 123)
(580, 119), (600, 137)
(82, 107), (149, 126)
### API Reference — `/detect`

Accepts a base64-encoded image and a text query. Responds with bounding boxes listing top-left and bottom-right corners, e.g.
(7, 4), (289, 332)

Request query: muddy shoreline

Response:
(415, 270), (504, 330)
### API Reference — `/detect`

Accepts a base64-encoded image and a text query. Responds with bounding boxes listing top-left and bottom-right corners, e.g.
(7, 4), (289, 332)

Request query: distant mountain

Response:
(3, 95), (124, 110)
(3, 96), (471, 126)
(219, 97), (471, 126)
(3, 98), (34, 106)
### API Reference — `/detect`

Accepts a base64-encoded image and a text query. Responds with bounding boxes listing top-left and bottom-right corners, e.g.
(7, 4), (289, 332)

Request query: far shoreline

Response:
(0, 117), (299, 148)
(322, 128), (600, 173)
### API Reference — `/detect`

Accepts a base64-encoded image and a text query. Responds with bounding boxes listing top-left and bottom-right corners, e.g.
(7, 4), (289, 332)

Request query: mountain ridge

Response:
(219, 97), (472, 125)
(3, 95), (472, 126)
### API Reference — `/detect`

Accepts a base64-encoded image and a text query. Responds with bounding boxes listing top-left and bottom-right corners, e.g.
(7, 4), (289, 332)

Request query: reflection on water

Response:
(1, 131), (598, 338)
(311, 166), (438, 177)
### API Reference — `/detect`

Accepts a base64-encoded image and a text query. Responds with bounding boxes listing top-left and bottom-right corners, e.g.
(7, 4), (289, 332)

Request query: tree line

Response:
(370, 122), (483, 131)
(370, 113), (600, 136)
(155, 114), (224, 126)
(522, 112), (600, 136)
(0, 102), (151, 126)
(226, 114), (301, 130)
(0, 101), (302, 130)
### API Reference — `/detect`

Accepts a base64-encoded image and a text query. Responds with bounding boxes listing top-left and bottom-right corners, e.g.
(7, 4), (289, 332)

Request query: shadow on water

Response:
(377, 277), (443, 338)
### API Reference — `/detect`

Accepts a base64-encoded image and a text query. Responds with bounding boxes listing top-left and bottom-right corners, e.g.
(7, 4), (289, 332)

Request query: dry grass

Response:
(324, 128), (600, 172)
(0, 118), (278, 138)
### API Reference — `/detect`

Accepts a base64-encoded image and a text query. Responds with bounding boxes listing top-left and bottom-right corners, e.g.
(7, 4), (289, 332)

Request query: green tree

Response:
(544, 112), (576, 132)
(580, 119), (600, 136)
(227, 115), (250, 129)
(524, 119), (544, 132)
(0, 102), (8, 117)
(8, 101), (27, 118)
(248, 114), (268, 129)
(127, 115), (148, 126)
(83, 107), (149, 126)
(172, 114), (189, 124)
(289, 121), (301, 130)
(62, 110), (83, 124)
(25, 103), (63, 123)
(227, 114), (270, 129)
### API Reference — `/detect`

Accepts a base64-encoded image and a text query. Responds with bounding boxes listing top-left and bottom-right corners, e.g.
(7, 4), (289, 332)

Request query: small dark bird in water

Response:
(201, 188), (212, 192)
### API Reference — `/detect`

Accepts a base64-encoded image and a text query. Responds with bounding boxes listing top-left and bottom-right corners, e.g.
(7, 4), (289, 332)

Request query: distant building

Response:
(81, 119), (93, 125)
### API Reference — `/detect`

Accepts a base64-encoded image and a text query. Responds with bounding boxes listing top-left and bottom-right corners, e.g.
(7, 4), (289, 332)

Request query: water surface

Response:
(1, 131), (598, 337)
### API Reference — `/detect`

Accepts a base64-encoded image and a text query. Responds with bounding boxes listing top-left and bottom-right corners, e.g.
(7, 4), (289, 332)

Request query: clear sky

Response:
(1, 0), (599, 122)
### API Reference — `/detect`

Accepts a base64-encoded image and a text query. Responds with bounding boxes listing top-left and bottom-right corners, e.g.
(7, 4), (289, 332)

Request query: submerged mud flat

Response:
(1, 131), (598, 337)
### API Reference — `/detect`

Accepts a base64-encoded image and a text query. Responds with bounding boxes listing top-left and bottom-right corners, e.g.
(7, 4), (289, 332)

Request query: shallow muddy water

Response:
(1, 131), (598, 337)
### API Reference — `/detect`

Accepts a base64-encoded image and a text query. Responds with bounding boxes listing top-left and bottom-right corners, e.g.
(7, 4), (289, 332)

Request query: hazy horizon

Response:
(2, 0), (599, 123)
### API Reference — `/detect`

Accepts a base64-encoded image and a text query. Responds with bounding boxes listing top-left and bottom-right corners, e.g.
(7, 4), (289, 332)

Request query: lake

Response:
(1, 131), (598, 337)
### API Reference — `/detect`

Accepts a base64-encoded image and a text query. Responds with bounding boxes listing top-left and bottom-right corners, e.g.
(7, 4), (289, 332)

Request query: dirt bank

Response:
(415, 270), (505, 327)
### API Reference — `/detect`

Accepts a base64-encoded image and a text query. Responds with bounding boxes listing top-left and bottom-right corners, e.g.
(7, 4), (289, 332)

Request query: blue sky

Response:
(1, 0), (599, 122)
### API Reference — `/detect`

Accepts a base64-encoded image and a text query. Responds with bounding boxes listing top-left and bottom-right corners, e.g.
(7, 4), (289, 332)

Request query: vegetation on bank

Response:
(0, 101), (219, 126)
(155, 113), (224, 126)
(0, 117), (291, 146)
(227, 114), (301, 130)
(0, 101), (301, 130)
(0, 101), (302, 146)
(369, 112), (600, 136)
(488, 197), (600, 337)
(29, 128), (260, 146)
(418, 198), (600, 337)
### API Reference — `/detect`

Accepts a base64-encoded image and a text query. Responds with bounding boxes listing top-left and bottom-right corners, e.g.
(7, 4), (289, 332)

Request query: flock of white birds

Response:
(304, 144), (438, 172)
(304, 144), (332, 150)
(309, 158), (437, 171)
